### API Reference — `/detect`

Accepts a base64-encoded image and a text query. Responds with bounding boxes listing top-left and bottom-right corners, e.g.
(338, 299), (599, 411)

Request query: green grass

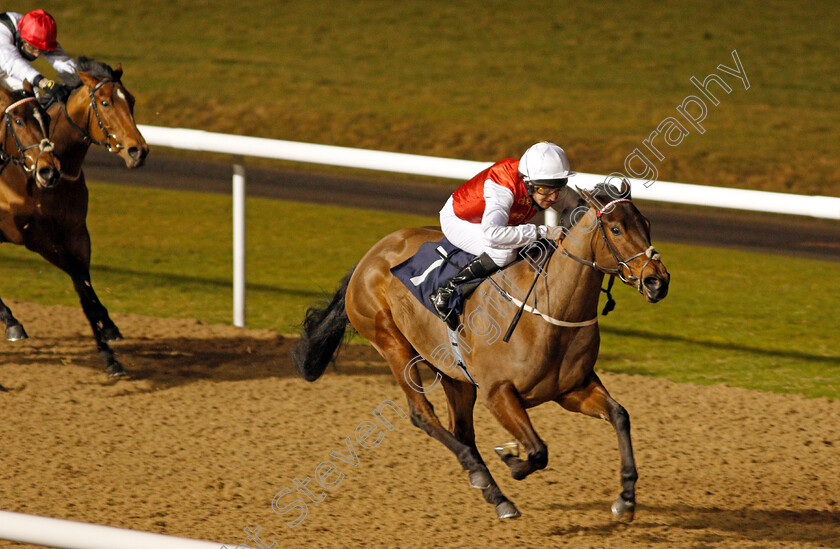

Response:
(0, 181), (836, 399)
(16, 0), (840, 196)
(0, 181), (432, 330)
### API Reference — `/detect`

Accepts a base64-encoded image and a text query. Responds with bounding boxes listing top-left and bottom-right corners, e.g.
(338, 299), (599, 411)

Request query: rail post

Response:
(233, 160), (246, 327)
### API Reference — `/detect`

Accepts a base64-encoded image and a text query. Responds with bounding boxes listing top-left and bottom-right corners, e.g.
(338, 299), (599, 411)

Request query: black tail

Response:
(291, 265), (356, 381)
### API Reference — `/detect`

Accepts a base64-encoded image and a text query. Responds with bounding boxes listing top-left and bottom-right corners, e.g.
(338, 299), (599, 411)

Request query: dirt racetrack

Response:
(1, 301), (838, 549)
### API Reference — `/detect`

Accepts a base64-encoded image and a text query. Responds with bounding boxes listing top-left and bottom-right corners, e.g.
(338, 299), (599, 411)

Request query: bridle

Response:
(560, 198), (662, 293)
(0, 96), (54, 176)
(59, 79), (124, 153)
(495, 197), (664, 338)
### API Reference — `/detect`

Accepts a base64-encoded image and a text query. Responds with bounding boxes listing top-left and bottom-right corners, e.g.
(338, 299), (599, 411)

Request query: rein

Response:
(0, 96), (54, 176)
(59, 79), (124, 153)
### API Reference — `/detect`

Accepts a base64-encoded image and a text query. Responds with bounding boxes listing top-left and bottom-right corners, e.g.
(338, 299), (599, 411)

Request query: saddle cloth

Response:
(390, 238), (482, 317)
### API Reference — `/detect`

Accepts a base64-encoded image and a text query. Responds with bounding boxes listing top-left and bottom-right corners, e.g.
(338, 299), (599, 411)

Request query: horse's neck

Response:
(539, 211), (605, 321)
(49, 93), (92, 173)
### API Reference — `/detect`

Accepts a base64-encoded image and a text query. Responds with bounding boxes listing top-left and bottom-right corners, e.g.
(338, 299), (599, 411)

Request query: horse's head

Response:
(65, 57), (148, 168)
(572, 181), (670, 303)
(0, 81), (60, 188)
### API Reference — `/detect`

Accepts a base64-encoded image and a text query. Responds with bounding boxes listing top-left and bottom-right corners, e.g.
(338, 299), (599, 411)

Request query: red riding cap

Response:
(18, 10), (58, 51)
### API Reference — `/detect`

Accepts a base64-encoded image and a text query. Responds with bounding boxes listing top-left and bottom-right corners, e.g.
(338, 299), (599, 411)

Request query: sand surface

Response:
(1, 301), (838, 548)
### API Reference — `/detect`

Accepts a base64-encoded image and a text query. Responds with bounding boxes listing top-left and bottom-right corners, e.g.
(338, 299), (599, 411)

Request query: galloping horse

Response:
(292, 183), (670, 521)
(0, 81), (60, 390)
(0, 58), (148, 377)
(0, 81), (59, 188)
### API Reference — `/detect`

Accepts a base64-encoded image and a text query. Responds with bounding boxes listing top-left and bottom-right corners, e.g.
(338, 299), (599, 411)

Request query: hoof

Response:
(495, 501), (521, 520)
(611, 496), (635, 523)
(106, 361), (127, 378)
(469, 470), (492, 490)
(494, 441), (519, 460)
(6, 324), (28, 341)
(101, 325), (123, 342)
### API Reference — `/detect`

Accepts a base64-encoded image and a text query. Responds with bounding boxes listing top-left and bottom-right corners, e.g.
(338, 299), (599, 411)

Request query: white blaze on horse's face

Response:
(115, 88), (126, 102)
(32, 107), (47, 137)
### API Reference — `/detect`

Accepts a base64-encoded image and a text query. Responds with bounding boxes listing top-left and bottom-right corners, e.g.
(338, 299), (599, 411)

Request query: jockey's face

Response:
(21, 42), (43, 59)
(532, 185), (564, 209)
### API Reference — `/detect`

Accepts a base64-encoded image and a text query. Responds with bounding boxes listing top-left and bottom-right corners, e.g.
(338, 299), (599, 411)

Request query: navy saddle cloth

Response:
(390, 238), (481, 317)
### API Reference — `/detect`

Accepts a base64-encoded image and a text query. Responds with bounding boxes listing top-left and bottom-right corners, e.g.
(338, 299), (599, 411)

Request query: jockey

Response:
(0, 10), (75, 100)
(429, 141), (575, 322)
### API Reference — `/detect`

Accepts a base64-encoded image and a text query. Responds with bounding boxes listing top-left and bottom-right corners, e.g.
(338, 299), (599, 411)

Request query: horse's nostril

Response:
(37, 167), (59, 186)
(643, 276), (661, 290)
(128, 146), (141, 159)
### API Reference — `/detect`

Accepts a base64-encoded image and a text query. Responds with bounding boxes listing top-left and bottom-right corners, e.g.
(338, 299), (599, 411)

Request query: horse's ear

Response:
(77, 70), (99, 90)
(113, 64), (123, 81)
(23, 79), (34, 95)
(619, 178), (632, 199)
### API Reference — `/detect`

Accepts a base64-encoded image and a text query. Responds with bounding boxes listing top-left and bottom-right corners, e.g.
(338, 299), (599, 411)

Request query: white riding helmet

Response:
(519, 142), (576, 186)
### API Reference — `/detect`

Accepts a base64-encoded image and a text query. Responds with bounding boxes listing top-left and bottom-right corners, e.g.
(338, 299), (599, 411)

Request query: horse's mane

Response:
(555, 182), (632, 230)
(9, 88), (34, 102)
(62, 56), (119, 89)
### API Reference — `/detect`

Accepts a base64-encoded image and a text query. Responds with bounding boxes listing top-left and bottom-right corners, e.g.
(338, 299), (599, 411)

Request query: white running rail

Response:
(0, 510), (232, 549)
(136, 124), (840, 326)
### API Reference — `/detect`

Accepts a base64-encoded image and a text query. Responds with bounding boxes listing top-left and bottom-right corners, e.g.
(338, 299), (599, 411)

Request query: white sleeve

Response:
(44, 45), (76, 82)
(480, 180), (541, 249)
(0, 27), (41, 85)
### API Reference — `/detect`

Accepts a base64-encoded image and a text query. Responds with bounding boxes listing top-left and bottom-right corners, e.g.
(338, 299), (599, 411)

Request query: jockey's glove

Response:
(49, 83), (71, 103)
(538, 225), (563, 241)
(36, 77), (56, 91)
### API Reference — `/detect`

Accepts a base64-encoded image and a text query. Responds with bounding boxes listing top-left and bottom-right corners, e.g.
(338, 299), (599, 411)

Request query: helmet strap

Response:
(19, 44), (37, 61)
(524, 181), (534, 197)
(16, 34), (38, 61)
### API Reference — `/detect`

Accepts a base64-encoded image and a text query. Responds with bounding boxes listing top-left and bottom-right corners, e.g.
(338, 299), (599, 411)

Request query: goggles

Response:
(530, 179), (568, 196)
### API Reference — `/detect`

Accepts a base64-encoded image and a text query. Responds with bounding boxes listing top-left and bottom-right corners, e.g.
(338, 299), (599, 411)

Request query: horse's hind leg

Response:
(0, 296), (28, 341)
(556, 374), (637, 522)
(440, 376), (519, 518)
(485, 381), (549, 481)
(368, 315), (518, 519)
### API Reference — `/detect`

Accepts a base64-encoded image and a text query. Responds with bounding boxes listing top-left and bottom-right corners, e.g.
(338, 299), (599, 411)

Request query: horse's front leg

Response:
(53, 223), (123, 342)
(26, 224), (126, 376)
(70, 274), (125, 376)
(556, 374), (637, 522)
(440, 376), (520, 519)
(0, 295), (28, 341)
(71, 274), (123, 342)
(484, 381), (549, 481)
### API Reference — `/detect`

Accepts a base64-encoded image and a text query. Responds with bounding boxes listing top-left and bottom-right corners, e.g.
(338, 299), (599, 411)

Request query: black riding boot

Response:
(429, 253), (500, 323)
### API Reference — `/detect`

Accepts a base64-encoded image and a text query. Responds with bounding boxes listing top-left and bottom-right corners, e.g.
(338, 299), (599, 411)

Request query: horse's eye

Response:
(101, 100), (111, 107)
(14, 118), (23, 126)
(610, 226), (621, 235)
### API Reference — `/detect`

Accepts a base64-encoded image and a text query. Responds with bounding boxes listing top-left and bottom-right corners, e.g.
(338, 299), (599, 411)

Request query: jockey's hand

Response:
(538, 225), (564, 241)
(50, 83), (71, 103)
(37, 77), (56, 91)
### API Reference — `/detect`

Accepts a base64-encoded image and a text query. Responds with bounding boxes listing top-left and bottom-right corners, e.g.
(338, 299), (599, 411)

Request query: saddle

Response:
(390, 237), (548, 319)
(390, 238), (481, 318)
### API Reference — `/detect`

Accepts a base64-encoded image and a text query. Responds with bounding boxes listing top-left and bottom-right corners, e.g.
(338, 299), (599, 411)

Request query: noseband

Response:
(561, 198), (662, 293)
(0, 96), (54, 176)
(61, 79), (124, 153)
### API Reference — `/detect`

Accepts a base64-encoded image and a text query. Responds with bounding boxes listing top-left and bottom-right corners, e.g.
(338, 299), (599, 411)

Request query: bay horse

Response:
(0, 58), (148, 377)
(0, 80), (61, 391)
(292, 182), (670, 521)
